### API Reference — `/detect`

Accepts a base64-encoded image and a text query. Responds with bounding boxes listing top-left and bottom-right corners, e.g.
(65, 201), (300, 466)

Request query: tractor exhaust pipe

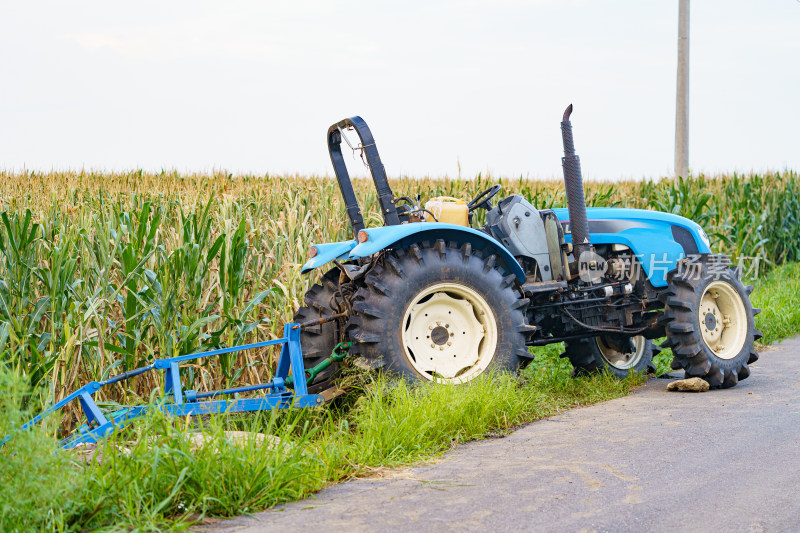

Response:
(560, 104), (593, 260)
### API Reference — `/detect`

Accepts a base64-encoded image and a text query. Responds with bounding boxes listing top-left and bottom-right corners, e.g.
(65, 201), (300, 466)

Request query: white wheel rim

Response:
(595, 336), (647, 370)
(699, 280), (748, 359)
(401, 282), (498, 383)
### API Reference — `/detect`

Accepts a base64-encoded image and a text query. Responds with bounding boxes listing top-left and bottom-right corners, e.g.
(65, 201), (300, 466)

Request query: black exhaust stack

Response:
(560, 104), (593, 260)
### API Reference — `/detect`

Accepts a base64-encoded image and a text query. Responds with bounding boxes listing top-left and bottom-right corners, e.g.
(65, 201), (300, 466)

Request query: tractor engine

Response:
(484, 196), (567, 283)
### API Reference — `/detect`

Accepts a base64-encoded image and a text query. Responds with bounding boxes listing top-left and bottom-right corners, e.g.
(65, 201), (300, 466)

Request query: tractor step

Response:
(521, 280), (568, 295)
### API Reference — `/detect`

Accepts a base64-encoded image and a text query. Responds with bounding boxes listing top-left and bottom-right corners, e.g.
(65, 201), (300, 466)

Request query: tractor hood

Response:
(552, 207), (713, 287)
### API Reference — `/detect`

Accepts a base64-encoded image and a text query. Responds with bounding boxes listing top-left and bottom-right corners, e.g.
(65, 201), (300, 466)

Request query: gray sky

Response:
(1, 1), (798, 180)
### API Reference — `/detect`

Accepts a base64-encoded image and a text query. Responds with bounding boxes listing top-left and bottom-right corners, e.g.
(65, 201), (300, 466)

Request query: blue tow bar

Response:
(1, 323), (324, 450)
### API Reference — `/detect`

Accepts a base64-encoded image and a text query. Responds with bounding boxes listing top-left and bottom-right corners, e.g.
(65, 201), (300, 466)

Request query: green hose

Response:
(285, 342), (352, 388)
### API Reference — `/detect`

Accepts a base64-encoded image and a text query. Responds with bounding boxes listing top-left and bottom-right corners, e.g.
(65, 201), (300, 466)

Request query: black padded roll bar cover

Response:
(327, 117), (400, 234)
(328, 125), (365, 235)
(560, 104), (591, 256)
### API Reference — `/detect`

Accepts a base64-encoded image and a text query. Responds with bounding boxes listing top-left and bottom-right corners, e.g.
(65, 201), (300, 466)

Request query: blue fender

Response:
(301, 240), (358, 273)
(552, 207), (712, 287)
(301, 223), (526, 282)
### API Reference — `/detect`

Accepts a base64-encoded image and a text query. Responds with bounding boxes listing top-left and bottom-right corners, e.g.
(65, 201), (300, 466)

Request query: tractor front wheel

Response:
(661, 256), (760, 388)
(346, 240), (533, 384)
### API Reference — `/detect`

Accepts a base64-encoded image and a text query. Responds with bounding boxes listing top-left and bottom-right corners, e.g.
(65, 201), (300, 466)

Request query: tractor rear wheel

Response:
(562, 335), (659, 378)
(346, 240), (533, 384)
(661, 256), (760, 389)
(293, 267), (343, 394)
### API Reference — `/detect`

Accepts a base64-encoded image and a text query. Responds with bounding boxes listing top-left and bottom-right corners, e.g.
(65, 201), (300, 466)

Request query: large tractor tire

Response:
(346, 240), (533, 384)
(293, 267), (343, 394)
(561, 335), (659, 378)
(660, 256), (761, 389)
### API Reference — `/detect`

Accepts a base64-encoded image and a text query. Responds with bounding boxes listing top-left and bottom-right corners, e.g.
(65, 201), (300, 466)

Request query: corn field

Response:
(0, 169), (797, 426)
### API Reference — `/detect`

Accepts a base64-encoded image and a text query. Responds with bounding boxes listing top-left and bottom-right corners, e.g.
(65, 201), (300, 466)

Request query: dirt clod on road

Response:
(666, 376), (710, 392)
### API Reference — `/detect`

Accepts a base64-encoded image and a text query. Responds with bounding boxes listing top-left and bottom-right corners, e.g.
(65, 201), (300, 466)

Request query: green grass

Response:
(750, 262), (800, 345)
(0, 371), (84, 532)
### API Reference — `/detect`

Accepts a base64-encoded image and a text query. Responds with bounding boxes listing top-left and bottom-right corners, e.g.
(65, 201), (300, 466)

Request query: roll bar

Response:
(328, 116), (400, 236)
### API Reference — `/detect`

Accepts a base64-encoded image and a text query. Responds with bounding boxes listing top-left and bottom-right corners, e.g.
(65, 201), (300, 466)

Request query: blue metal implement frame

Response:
(2, 323), (323, 450)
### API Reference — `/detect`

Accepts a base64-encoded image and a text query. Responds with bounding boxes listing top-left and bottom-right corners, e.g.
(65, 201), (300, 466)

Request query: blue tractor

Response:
(295, 106), (760, 392)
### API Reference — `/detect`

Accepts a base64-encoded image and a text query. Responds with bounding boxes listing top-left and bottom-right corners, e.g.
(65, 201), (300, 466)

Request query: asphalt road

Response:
(203, 337), (800, 533)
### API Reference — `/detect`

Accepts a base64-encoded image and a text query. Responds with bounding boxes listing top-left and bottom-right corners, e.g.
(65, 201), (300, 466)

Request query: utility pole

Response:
(675, 0), (690, 178)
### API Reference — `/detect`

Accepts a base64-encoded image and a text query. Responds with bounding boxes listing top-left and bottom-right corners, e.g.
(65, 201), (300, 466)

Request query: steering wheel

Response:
(467, 184), (502, 212)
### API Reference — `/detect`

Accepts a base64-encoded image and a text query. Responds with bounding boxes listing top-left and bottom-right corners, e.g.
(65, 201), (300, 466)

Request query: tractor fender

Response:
(302, 223), (526, 283)
(301, 240), (357, 273)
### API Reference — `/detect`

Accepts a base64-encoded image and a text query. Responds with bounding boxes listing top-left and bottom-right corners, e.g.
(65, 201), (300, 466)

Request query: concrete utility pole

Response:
(675, 0), (690, 178)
